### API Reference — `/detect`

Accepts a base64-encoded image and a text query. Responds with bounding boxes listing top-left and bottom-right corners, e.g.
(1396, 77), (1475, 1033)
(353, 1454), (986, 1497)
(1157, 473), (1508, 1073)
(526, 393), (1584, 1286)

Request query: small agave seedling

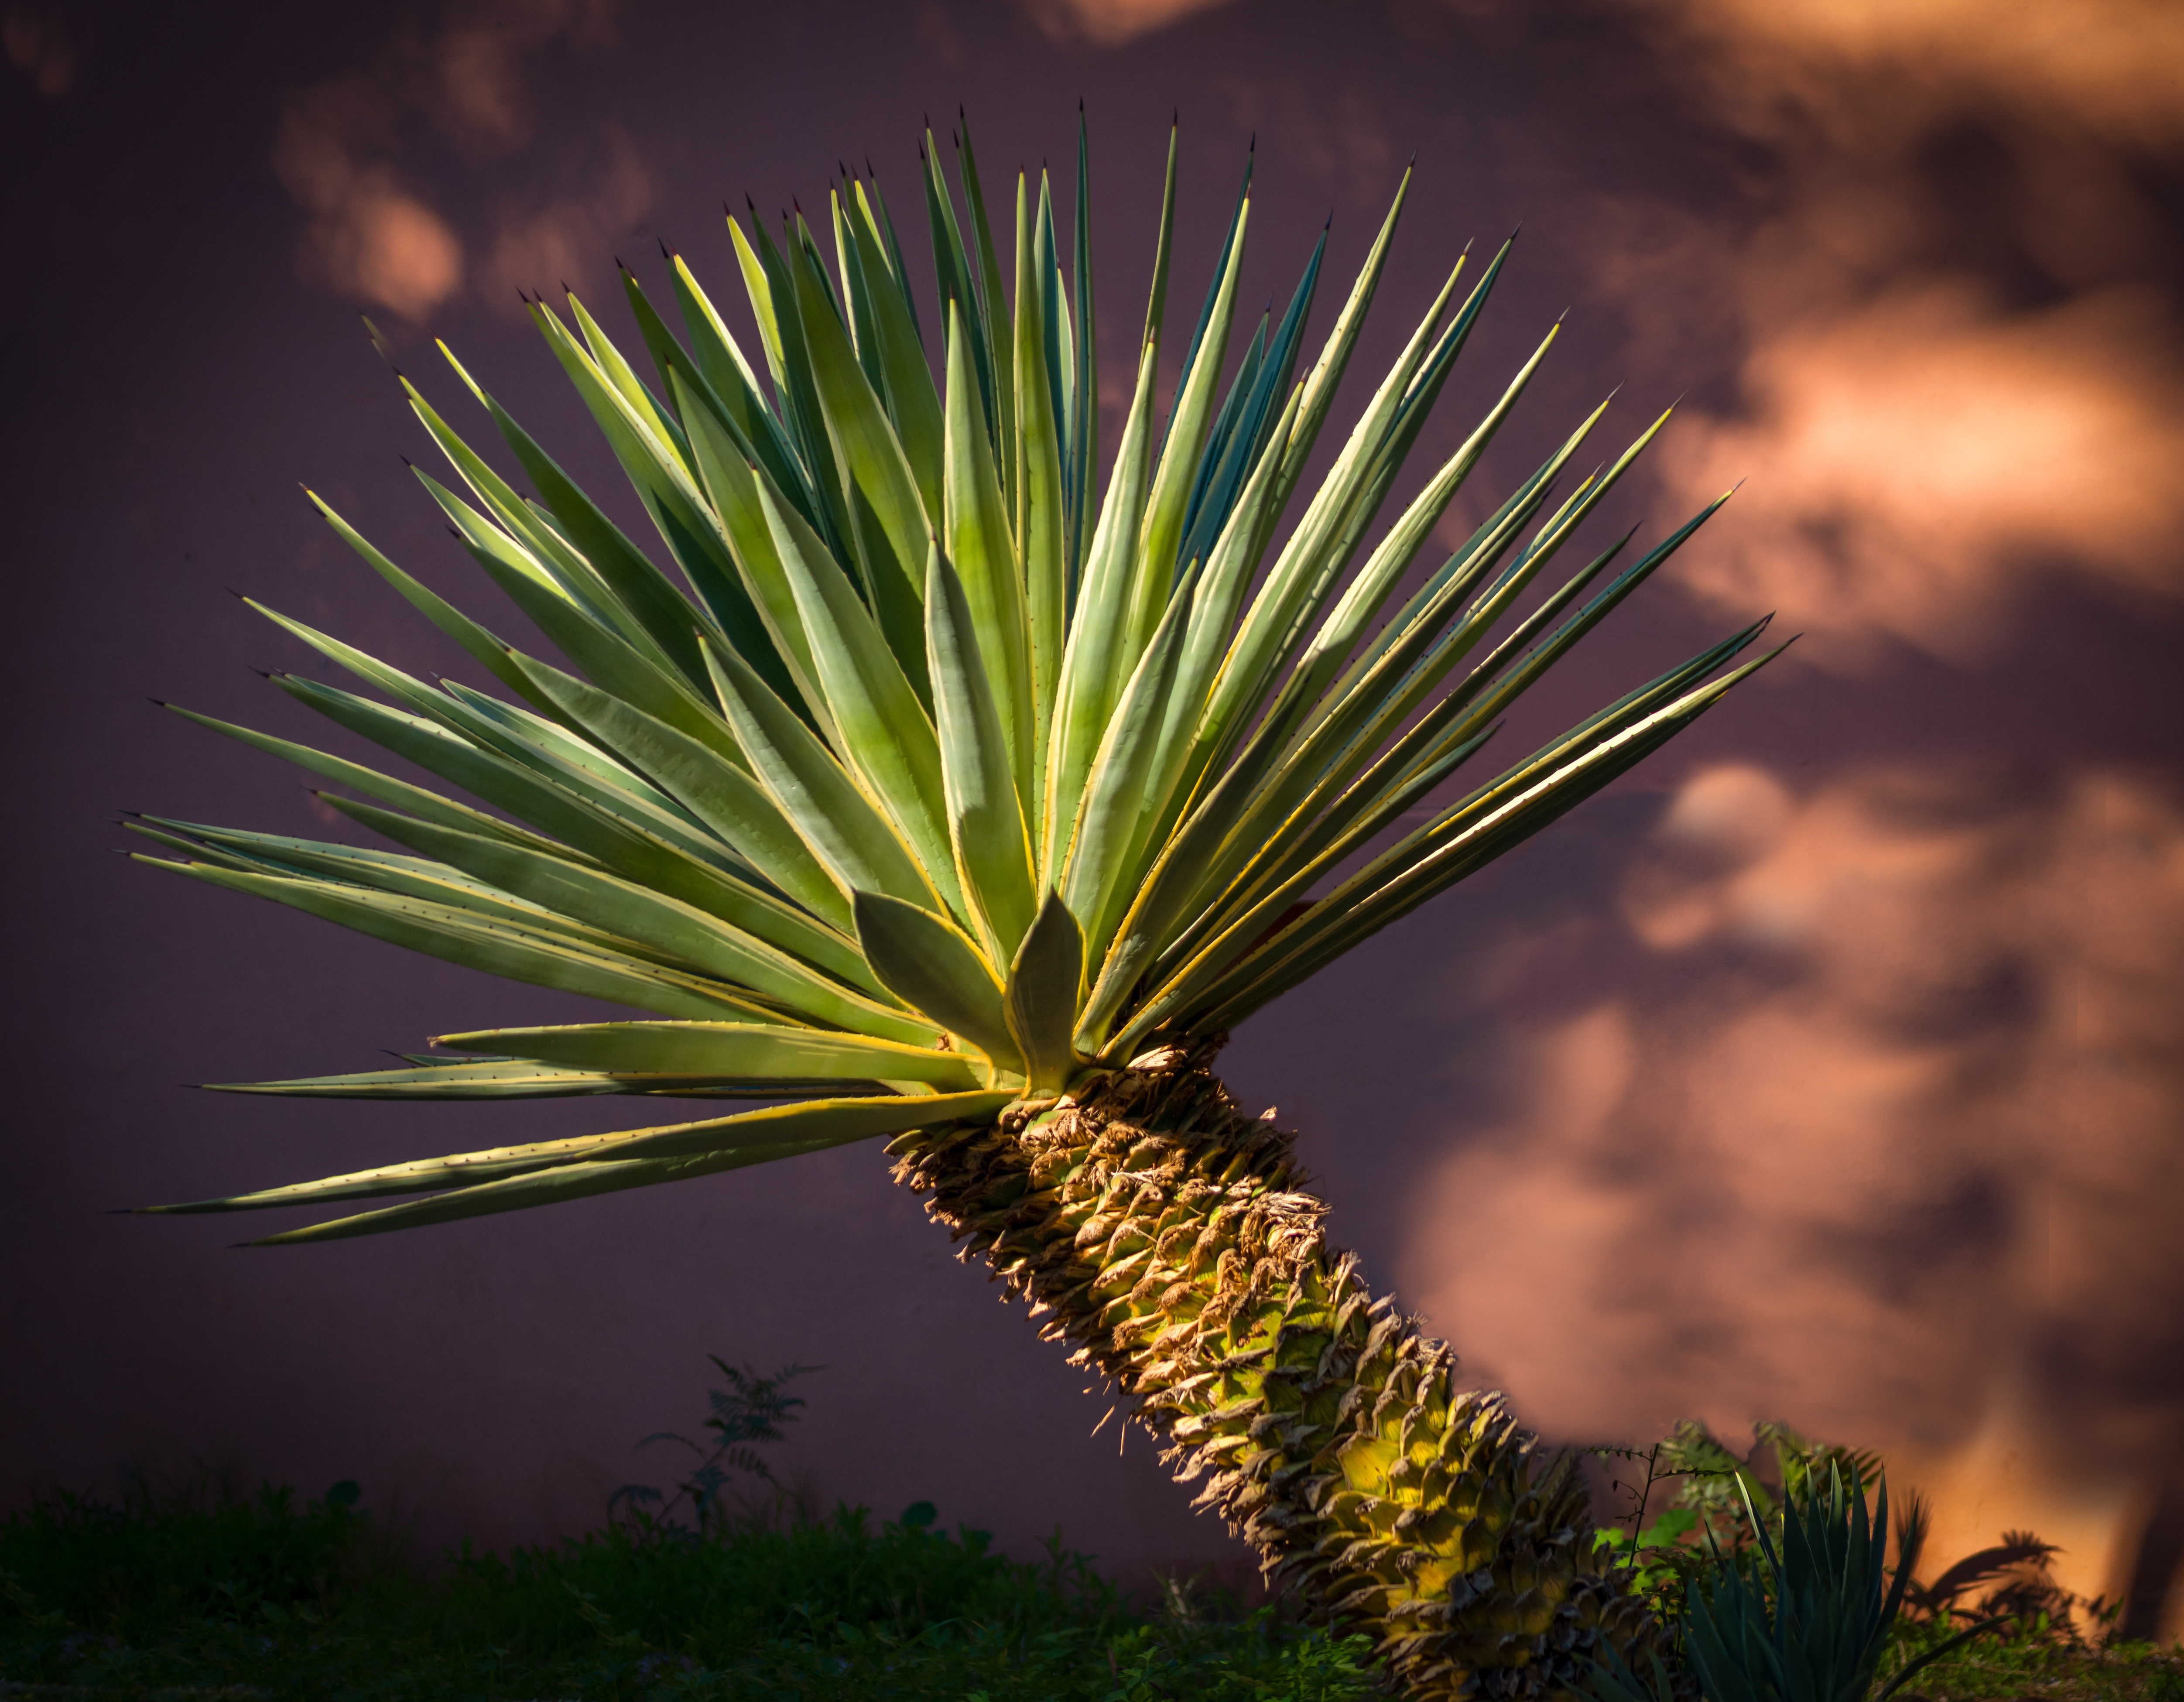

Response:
(133, 113), (1779, 1698)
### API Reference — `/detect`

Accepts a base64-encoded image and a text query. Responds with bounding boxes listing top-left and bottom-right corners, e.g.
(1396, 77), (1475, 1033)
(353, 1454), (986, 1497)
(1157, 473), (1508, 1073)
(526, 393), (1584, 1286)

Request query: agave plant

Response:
(132, 114), (1778, 1698)
(1589, 1468), (1996, 1702)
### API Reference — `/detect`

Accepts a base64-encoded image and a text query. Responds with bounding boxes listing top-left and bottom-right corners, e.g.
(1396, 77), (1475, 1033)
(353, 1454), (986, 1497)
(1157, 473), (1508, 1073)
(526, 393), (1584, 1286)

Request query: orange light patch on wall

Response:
(1662, 290), (2184, 666)
(1404, 761), (2184, 1631)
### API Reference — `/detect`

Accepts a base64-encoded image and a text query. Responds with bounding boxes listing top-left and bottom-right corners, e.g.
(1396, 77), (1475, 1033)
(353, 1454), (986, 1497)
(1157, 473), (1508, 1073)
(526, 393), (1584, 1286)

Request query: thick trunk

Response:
(888, 1038), (1657, 1700)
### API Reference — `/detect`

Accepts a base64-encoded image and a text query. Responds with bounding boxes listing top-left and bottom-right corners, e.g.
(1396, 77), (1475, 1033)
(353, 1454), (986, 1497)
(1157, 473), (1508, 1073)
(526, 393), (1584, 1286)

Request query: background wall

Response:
(5, 0), (2181, 1629)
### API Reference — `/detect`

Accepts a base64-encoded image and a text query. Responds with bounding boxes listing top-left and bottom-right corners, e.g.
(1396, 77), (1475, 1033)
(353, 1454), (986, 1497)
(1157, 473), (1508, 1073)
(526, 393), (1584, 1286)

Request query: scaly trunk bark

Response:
(887, 1038), (1658, 1701)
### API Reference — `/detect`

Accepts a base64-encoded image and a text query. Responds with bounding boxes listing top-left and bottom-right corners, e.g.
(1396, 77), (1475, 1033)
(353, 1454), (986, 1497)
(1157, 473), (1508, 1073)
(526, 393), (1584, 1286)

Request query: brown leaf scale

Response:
(888, 1042), (1663, 1700)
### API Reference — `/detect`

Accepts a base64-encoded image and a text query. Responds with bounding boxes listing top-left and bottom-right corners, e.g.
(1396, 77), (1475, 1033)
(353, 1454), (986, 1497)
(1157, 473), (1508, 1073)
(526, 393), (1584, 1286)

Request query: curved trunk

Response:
(888, 1038), (1660, 1699)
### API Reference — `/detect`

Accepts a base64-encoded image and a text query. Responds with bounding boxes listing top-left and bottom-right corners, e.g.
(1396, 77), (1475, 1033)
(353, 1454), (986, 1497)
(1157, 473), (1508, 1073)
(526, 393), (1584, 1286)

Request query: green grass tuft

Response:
(0, 1472), (1378, 1700)
(7, 1452), (2176, 1702)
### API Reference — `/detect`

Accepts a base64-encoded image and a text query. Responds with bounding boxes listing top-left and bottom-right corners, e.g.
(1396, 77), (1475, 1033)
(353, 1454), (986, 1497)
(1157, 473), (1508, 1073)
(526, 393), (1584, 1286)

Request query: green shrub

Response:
(1, 1473), (1377, 1700)
(0, 1469), (372, 1640)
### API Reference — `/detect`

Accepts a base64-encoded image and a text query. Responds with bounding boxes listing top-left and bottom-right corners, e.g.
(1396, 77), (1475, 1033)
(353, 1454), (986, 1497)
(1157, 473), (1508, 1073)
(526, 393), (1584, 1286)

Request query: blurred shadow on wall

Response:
(270, 0), (643, 327)
(1348, 0), (2184, 1634)
(1401, 760), (2184, 1599)
(1019, 0), (1241, 45)
(2124, 1476), (2184, 1642)
(64, 0), (2177, 1613)
(1611, 0), (2184, 661)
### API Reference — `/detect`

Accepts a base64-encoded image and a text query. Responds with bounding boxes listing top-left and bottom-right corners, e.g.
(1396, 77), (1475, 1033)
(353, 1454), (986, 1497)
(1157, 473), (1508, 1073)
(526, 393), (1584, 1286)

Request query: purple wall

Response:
(6, 0), (2181, 1621)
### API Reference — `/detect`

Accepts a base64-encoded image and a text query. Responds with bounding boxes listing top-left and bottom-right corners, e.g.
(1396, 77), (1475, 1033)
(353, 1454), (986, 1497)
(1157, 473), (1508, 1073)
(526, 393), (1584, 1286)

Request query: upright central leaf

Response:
(750, 479), (965, 924)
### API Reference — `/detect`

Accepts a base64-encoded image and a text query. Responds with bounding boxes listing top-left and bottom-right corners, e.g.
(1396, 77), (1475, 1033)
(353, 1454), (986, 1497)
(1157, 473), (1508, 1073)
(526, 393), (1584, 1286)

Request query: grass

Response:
(1885, 1615), (2184, 1702)
(4, 1469), (2178, 1702)
(0, 1471), (1377, 1700)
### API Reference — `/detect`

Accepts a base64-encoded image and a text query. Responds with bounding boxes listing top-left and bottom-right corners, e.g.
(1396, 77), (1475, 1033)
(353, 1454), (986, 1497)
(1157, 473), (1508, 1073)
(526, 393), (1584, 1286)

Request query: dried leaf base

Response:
(891, 1041), (1660, 1699)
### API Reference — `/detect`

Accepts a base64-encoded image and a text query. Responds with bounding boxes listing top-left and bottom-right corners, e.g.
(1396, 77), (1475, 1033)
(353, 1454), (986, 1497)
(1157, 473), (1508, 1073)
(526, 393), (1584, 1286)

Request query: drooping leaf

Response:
(142, 857), (790, 1024)
(159, 703), (593, 866)
(202, 1058), (869, 1100)
(212, 1092), (1014, 1243)
(322, 795), (914, 1036)
(433, 1019), (978, 1089)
